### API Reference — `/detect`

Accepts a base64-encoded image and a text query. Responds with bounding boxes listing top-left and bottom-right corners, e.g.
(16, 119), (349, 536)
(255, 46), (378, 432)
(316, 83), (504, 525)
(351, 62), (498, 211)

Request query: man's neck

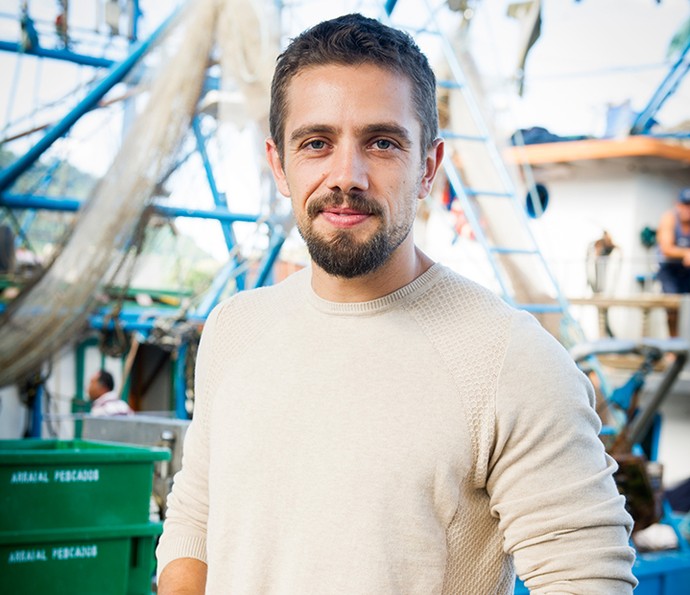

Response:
(310, 244), (435, 303)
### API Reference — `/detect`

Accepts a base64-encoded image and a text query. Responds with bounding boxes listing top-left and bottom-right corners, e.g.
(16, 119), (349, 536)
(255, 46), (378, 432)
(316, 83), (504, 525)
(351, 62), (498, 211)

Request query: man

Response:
(157, 14), (636, 594)
(657, 187), (690, 336)
(87, 369), (133, 417)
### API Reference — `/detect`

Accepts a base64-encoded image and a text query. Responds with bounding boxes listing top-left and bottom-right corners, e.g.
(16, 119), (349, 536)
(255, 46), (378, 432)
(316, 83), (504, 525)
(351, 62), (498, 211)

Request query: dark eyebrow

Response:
(289, 125), (338, 145)
(288, 123), (413, 147)
(357, 123), (413, 147)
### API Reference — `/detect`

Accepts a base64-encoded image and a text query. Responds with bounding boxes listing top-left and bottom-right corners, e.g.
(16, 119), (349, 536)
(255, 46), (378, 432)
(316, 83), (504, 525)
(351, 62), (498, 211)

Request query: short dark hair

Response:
(97, 370), (114, 392)
(269, 13), (439, 160)
(679, 187), (690, 205)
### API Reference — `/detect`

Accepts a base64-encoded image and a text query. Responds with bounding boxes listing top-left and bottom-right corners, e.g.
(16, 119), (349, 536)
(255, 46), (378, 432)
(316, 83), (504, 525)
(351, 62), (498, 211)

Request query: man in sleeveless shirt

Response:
(657, 187), (690, 336)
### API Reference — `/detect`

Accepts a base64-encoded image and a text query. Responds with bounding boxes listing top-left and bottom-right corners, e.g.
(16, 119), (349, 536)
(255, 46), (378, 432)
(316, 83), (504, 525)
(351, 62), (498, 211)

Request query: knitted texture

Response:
(404, 275), (514, 593)
(157, 264), (636, 594)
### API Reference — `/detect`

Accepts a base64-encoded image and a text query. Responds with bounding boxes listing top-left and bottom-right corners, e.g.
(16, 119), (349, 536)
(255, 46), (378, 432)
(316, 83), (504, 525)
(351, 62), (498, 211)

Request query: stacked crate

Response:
(0, 439), (170, 594)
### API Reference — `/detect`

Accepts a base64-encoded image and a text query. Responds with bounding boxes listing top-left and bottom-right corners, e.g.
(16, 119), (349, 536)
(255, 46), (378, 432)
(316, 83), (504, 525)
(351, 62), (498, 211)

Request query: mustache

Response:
(307, 191), (383, 219)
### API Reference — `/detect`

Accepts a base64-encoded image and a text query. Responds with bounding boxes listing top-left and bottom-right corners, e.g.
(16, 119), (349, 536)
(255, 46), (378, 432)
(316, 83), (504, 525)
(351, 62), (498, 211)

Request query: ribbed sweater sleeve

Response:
(488, 311), (637, 593)
(156, 300), (227, 576)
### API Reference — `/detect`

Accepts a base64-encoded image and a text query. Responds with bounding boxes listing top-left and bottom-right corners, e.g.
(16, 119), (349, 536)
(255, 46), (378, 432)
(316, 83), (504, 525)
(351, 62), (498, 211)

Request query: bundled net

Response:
(216, 0), (279, 134)
(0, 0), (219, 386)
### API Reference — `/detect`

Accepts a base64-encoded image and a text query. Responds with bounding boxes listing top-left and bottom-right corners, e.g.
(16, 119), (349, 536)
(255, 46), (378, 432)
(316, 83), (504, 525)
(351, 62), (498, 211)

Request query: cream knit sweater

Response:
(157, 264), (636, 594)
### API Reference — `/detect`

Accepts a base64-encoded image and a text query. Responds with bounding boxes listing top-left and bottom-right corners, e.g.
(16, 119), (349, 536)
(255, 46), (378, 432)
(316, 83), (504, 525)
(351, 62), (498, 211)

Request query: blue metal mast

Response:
(630, 36), (690, 135)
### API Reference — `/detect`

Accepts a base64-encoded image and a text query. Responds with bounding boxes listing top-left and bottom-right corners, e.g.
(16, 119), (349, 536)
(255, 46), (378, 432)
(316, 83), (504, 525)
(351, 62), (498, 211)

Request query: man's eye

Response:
(374, 139), (393, 150)
(307, 140), (326, 150)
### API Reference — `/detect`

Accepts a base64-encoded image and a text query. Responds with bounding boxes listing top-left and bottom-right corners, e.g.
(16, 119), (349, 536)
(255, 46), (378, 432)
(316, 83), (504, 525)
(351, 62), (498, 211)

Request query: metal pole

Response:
(0, 41), (114, 68)
(175, 342), (188, 420)
(0, 4), (183, 194)
(30, 384), (43, 438)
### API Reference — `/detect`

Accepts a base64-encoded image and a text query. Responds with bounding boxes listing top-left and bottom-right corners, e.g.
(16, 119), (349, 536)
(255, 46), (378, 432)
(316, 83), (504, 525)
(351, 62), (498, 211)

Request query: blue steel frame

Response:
(631, 36), (690, 135)
(0, 5), (179, 194)
(0, 2), (287, 419)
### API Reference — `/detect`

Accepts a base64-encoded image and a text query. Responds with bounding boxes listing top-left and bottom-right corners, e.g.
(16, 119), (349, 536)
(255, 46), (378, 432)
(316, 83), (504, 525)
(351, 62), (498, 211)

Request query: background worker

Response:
(87, 369), (133, 416)
(156, 13), (636, 594)
(657, 187), (690, 336)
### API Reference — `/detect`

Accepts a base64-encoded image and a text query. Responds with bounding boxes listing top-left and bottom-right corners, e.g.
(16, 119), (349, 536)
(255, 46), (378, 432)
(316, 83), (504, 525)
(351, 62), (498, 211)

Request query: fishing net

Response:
(0, 0), (219, 386)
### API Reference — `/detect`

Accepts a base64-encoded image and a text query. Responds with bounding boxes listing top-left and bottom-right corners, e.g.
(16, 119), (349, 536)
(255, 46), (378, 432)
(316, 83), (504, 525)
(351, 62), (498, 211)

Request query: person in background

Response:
(656, 187), (690, 336)
(87, 369), (133, 417)
(156, 13), (636, 594)
(586, 229), (620, 296)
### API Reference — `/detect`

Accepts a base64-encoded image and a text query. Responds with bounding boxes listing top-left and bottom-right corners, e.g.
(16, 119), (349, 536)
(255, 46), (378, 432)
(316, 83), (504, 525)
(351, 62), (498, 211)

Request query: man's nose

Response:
(325, 144), (369, 194)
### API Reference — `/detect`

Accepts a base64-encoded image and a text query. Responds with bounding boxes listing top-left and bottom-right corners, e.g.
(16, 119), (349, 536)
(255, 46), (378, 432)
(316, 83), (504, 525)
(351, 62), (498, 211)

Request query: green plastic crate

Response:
(0, 522), (162, 594)
(0, 439), (170, 531)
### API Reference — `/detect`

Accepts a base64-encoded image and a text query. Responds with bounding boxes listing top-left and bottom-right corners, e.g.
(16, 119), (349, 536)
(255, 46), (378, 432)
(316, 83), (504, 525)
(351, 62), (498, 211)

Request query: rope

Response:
(99, 206), (152, 358)
(1, 46), (24, 139)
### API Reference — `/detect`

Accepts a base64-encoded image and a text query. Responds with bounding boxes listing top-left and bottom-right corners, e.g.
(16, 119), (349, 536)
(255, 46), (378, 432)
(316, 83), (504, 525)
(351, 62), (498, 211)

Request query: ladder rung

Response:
(437, 80), (464, 89)
(490, 247), (539, 255)
(464, 188), (512, 198)
(514, 304), (566, 314)
(441, 130), (487, 142)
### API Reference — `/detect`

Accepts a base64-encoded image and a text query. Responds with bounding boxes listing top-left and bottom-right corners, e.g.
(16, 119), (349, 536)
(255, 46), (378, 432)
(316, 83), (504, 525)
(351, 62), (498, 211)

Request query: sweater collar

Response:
(304, 263), (445, 316)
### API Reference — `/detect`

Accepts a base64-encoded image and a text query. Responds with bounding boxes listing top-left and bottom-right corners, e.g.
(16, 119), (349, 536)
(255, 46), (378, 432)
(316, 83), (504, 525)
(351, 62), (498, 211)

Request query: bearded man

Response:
(156, 13), (636, 595)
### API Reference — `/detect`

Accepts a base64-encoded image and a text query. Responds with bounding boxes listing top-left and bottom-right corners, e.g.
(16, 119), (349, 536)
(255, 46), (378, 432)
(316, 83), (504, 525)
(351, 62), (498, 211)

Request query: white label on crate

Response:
(53, 469), (100, 483)
(8, 468), (100, 484)
(7, 548), (48, 564)
(7, 546), (99, 564)
(9, 470), (49, 484)
(51, 545), (98, 561)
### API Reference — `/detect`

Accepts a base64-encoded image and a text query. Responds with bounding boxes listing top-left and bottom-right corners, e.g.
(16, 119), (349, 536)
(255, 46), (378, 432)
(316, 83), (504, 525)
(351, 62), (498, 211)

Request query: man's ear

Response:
(418, 138), (444, 199)
(265, 138), (291, 197)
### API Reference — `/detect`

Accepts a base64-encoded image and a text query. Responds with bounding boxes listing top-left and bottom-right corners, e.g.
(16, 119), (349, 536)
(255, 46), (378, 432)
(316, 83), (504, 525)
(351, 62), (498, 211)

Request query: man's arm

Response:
(657, 210), (688, 260)
(157, 558), (207, 594)
(156, 303), (229, 588)
(489, 312), (637, 593)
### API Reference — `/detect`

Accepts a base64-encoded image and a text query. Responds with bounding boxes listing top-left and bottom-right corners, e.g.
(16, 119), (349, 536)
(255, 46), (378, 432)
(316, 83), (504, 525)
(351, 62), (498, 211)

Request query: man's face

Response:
(87, 374), (102, 400)
(267, 63), (439, 278)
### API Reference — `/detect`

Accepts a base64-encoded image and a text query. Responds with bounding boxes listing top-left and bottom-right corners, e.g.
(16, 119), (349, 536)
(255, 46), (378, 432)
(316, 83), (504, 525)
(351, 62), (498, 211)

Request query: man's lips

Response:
(319, 207), (372, 228)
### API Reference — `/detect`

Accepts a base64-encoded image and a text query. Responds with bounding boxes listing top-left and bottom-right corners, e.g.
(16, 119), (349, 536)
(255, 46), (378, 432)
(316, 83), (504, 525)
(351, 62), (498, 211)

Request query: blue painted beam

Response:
(0, 40), (115, 68)
(191, 116), (238, 250)
(631, 36), (690, 135)
(252, 231), (286, 289)
(30, 384), (43, 438)
(0, 193), (81, 211)
(385, 0), (399, 16)
(1, 192), (262, 224)
(174, 342), (188, 419)
(154, 204), (261, 224)
(88, 311), (206, 333)
(192, 258), (244, 319)
(191, 116), (245, 290)
(131, 0), (142, 42)
(0, 5), (182, 194)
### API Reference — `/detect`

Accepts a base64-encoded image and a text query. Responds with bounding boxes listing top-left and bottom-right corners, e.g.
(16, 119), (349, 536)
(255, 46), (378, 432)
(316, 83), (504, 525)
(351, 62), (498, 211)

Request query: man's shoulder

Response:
(210, 268), (308, 323)
(659, 209), (676, 226)
(91, 393), (133, 417)
(402, 264), (519, 355)
(414, 264), (513, 318)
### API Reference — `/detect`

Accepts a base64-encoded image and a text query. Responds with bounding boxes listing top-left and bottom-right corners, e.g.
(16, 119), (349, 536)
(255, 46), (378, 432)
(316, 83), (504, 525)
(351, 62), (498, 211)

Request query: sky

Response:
(281, 0), (690, 137)
(2, 1), (688, 154)
(487, 0), (690, 136)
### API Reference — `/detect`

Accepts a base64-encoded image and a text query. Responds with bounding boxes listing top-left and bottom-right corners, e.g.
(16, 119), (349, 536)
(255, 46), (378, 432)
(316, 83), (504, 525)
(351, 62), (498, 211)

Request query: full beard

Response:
(297, 191), (414, 279)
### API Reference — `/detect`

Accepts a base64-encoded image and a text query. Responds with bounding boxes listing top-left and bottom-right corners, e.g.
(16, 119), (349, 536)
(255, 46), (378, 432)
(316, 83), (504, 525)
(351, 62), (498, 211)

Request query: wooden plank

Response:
(504, 137), (690, 166)
(568, 294), (681, 309)
(568, 294), (681, 339)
